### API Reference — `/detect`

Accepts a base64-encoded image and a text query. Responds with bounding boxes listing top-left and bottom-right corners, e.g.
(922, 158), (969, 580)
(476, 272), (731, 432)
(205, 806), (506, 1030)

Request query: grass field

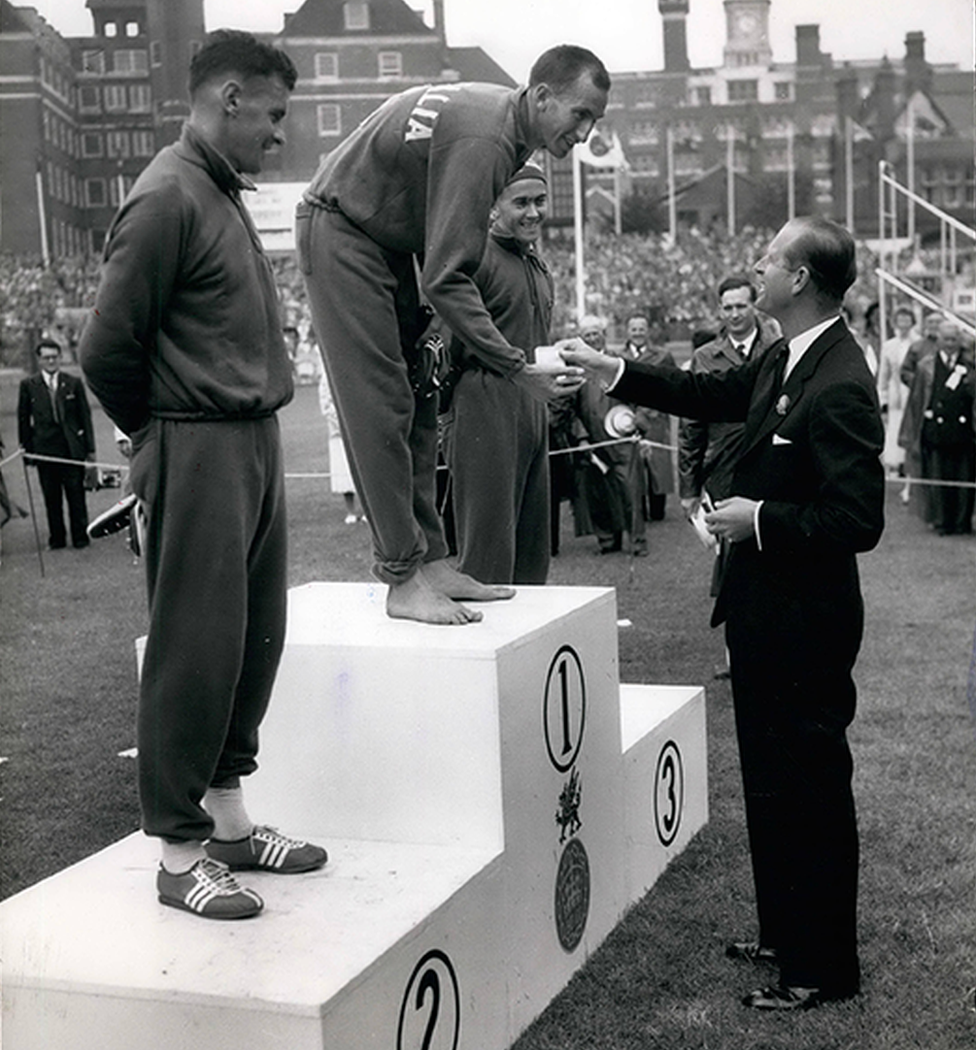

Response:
(1, 373), (974, 1049)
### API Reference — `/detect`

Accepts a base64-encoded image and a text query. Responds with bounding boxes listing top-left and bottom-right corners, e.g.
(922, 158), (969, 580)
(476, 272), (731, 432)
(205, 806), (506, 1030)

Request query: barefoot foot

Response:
(421, 560), (516, 602)
(386, 571), (482, 625)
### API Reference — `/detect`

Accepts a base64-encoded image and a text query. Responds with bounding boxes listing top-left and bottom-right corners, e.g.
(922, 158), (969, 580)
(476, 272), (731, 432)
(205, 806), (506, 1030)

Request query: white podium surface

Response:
(2, 583), (708, 1050)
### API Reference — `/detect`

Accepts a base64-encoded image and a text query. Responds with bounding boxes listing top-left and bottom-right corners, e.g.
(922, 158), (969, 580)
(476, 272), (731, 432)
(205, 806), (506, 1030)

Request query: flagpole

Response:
(666, 125), (676, 246)
(845, 116), (855, 234)
(35, 169), (50, 267)
(726, 125), (736, 237)
(906, 97), (916, 244)
(572, 145), (585, 319)
(613, 165), (622, 236)
(787, 120), (795, 221)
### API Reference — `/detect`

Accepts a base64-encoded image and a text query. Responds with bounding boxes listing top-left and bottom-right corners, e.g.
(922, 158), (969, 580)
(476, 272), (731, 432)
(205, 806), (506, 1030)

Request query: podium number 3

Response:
(397, 949), (460, 1050)
(654, 741), (684, 847)
(544, 645), (586, 773)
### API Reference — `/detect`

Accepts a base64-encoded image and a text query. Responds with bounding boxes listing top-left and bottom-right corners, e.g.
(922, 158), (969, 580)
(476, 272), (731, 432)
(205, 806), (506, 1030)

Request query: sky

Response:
(23, 0), (976, 82)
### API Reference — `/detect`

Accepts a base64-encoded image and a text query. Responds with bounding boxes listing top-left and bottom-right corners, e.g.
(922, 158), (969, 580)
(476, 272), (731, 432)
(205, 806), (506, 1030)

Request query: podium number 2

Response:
(654, 741), (684, 847)
(544, 646), (586, 773)
(397, 949), (460, 1050)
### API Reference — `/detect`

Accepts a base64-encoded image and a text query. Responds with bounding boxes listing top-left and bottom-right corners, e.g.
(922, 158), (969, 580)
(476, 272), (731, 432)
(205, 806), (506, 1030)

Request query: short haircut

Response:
(529, 45), (610, 95)
(783, 217), (856, 304)
(578, 314), (607, 331)
(627, 314), (649, 326)
(189, 29), (297, 97)
(893, 306), (915, 322)
(717, 274), (756, 301)
(35, 339), (62, 356)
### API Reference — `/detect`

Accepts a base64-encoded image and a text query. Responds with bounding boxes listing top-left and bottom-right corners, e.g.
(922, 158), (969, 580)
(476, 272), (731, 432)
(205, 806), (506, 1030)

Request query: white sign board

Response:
(244, 181), (306, 253)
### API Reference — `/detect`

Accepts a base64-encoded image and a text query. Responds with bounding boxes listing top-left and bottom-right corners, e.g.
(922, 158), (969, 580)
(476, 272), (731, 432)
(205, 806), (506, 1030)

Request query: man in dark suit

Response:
(899, 318), (975, 535)
(18, 339), (95, 549)
(563, 217), (885, 1010)
(679, 274), (781, 597)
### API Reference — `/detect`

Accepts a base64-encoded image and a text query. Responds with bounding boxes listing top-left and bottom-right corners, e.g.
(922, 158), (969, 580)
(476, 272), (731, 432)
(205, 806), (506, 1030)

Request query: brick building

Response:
(0, 0), (512, 257)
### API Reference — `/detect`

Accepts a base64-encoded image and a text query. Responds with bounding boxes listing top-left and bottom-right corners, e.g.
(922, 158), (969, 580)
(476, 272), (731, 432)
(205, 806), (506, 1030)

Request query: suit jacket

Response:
(678, 320), (780, 502)
(17, 371), (95, 464)
(613, 318), (885, 633)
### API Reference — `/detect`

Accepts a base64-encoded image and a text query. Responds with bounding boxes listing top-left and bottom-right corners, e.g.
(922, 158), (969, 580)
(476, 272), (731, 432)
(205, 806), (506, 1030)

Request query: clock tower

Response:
(723, 0), (772, 68)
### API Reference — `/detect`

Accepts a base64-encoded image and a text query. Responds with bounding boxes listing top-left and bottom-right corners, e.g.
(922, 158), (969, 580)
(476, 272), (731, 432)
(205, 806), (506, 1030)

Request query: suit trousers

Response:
(297, 204), (448, 585)
(36, 458), (88, 547)
(132, 417), (287, 843)
(921, 441), (976, 534)
(725, 600), (862, 995)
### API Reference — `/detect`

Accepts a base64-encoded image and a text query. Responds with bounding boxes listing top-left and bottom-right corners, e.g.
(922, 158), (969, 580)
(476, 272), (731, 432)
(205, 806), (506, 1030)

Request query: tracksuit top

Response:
(304, 82), (534, 377)
(80, 125), (293, 438)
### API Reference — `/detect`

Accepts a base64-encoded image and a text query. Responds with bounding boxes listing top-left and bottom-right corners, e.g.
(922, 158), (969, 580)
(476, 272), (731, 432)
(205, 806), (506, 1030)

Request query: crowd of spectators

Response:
(1, 234), (968, 368)
(543, 226), (895, 339)
(0, 254), (102, 365)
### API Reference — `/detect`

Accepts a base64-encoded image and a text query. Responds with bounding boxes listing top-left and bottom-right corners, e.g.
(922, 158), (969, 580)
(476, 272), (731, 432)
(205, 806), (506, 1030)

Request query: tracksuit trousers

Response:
(446, 367), (550, 585)
(297, 202), (448, 585)
(131, 416), (288, 843)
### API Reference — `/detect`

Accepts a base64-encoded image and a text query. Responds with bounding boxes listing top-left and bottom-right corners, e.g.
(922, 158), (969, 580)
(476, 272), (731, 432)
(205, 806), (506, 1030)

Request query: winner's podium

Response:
(1, 584), (707, 1050)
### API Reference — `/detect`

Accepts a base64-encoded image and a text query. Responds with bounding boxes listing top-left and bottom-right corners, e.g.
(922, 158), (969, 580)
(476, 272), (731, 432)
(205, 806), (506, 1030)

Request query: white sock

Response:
(160, 840), (207, 875)
(203, 785), (253, 842)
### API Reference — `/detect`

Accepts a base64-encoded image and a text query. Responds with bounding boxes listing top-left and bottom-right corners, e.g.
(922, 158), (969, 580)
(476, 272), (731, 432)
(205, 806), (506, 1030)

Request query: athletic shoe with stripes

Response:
(157, 858), (263, 920)
(205, 825), (328, 874)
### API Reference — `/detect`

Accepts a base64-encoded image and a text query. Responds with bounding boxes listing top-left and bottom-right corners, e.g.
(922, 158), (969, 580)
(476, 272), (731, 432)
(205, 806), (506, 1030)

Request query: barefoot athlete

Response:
(297, 45), (608, 624)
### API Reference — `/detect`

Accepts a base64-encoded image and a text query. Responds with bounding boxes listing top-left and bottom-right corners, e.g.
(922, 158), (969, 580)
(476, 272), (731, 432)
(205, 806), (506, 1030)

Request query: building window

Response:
(727, 80), (758, 103)
(631, 154), (660, 177)
(344, 2), (369, 30)
(107, 131), (130, 158)
(764, 147), (788, 172)
(86, 179), (107, 208)
(82, 50), (105, 75)
(104, 22), (118, 38)
(130, 84), (152, 112)
(79, 85), (101, 113)
(318, 104), (341, 136)
(126, 21), (140, 37)
(82, 132), (104, 158)
(774, 82), (792, 101)
(634, 84), (658, 108)
(315, 52), (339, 80)
(133, 130), (155, 157)
(114, 50), (149, 74)
(693, 86), (711, 107)
(150, 41), (162, 67)
(104, 84), (128, 112)
(109, 175), (133, 206)
(629, 122), (659, 146)
(378, 52), (402, 78)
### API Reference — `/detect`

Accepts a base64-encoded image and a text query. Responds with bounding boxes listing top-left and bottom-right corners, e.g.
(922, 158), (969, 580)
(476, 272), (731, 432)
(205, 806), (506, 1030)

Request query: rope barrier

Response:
(5, 444), (975, 489)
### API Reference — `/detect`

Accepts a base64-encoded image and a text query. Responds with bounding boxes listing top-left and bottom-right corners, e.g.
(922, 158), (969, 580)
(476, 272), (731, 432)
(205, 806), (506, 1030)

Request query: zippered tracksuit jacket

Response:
(80, 125), (293, 844)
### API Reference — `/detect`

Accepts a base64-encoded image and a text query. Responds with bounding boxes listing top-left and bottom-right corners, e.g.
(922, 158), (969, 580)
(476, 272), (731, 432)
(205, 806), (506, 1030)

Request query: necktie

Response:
(48, 375), (61, 423)
(774, 342), (789, 389)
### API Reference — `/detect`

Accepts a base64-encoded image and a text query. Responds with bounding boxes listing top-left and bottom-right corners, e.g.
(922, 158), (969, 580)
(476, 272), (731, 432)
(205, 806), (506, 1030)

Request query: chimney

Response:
(795, 25), (822, 67)
(432, 0), (446, 44)
(658, 0), (690, 73)
(904, 31), (932, 95)
(873, 56), (897, 137)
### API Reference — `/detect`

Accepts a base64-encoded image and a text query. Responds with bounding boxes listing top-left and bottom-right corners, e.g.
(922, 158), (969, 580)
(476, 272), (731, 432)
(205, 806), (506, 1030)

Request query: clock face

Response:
(737, 12), (758, 35)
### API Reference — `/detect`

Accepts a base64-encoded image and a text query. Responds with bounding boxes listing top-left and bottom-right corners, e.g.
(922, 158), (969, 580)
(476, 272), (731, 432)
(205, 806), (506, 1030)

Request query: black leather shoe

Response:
(726, 941), (777, 964)
(742, 984), (857, 1010)
(742, 985), (821, 1010)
